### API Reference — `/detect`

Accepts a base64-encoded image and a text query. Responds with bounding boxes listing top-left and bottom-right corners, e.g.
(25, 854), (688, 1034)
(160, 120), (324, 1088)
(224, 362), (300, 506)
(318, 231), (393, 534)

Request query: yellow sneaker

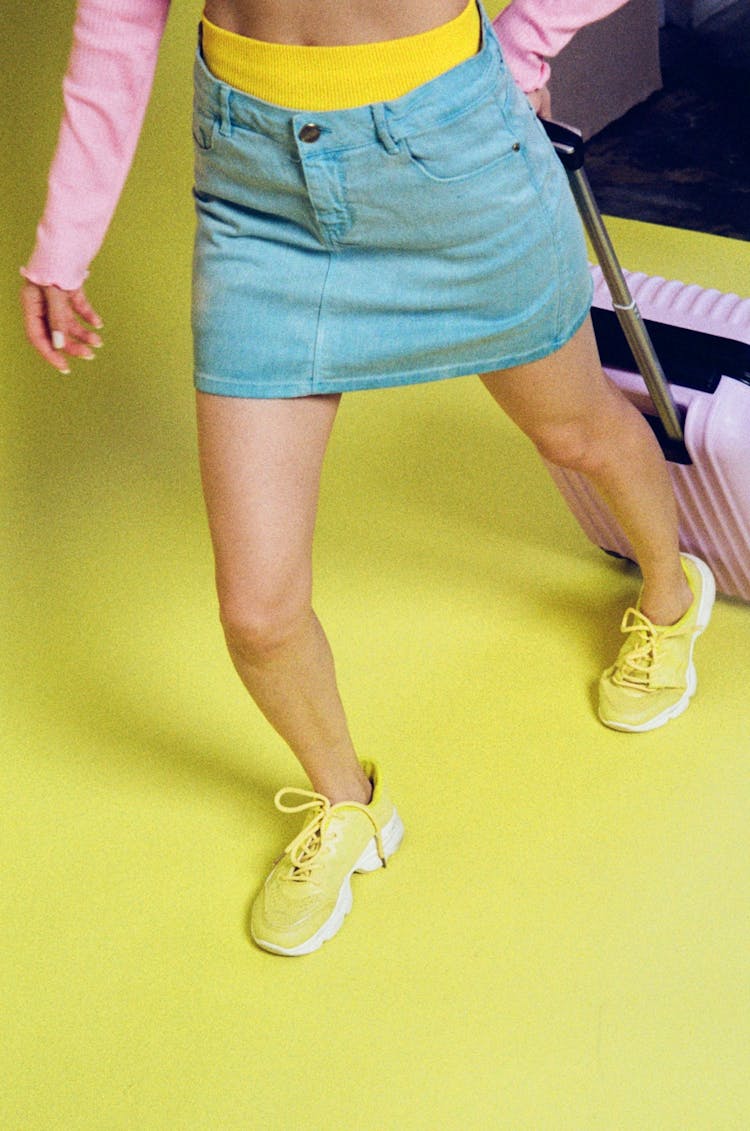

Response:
(250, 760), (404, 956)
(599, 554), (715, 733)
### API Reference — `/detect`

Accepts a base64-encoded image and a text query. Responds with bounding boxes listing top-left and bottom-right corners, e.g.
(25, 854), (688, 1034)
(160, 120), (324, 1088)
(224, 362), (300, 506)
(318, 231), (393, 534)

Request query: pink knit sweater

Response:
(22, 0), (628, 290)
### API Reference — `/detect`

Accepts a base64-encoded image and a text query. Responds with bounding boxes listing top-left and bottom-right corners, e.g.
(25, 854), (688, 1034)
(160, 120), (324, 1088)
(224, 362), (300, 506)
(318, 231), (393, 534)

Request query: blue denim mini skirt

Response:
(191, 6), (593, 398)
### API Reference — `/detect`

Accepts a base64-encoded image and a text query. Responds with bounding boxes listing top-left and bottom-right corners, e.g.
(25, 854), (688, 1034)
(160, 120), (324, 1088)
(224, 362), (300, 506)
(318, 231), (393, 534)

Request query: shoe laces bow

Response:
(273, 787), (386, 882)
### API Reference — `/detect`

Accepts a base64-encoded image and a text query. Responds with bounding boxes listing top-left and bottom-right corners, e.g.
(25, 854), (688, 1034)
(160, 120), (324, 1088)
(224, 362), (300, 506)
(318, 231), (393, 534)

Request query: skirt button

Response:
(299, 123), (322, 143)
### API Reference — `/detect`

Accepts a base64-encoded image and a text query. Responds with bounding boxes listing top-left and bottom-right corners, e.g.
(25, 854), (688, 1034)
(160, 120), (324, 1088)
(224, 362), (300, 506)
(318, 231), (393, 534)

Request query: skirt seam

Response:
(311, 251), (334, 386)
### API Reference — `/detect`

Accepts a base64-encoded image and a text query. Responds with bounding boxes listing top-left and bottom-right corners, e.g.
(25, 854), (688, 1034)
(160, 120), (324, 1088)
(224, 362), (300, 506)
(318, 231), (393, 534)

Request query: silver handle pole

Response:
(568, 166), (685, 443)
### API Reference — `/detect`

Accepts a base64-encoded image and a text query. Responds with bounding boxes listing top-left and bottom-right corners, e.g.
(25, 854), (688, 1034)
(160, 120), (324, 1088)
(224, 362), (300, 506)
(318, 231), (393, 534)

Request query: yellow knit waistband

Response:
(200, 1), (481, 111)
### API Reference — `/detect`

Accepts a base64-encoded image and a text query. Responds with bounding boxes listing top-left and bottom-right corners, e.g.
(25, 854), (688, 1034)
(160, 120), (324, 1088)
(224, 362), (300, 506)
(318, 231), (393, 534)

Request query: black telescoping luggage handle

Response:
(541, 119), (685, 445)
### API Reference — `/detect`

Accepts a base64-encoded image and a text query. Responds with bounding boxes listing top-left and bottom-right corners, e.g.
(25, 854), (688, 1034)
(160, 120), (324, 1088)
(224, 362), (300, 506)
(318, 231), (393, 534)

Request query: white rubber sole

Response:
(599, 554), (716, 734)
(600, 663), (697, 733)
(252, 807), (405, 957)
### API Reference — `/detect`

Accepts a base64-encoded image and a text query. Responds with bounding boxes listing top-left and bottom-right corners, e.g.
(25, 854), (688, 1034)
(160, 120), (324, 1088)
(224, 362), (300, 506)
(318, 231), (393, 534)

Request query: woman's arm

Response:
(492, 0), (630, 94)
(23, 0), (171, 291)
(21, 0), (171, 371)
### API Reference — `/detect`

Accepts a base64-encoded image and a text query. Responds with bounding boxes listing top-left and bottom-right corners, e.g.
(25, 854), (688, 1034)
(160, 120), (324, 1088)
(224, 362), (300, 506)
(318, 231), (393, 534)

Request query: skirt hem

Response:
(193, 288), (593, 399)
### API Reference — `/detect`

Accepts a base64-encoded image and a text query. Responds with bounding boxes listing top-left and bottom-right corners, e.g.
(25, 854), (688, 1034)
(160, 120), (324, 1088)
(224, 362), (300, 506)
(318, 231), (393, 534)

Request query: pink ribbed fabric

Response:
(22, 0), (624, 290)
(22, 0), (170, 290)
(492, 0), (629, 95)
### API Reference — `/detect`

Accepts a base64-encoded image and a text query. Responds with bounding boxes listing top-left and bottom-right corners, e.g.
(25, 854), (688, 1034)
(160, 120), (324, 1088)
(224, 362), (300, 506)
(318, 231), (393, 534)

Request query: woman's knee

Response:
(535, 383), (654, 473)
(531, 378), (638, 472)
(531, 417), (608, 472)
(218, 586), (312, 663)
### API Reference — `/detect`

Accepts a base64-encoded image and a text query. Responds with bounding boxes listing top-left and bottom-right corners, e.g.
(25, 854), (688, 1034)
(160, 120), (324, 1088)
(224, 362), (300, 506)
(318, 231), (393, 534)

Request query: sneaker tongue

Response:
(296, 815), (324, 856)
(617, 621), (656, 687)
(282, 804), (326, 873)
(288, 801), (370, 869)
(620, 665), (651, 689)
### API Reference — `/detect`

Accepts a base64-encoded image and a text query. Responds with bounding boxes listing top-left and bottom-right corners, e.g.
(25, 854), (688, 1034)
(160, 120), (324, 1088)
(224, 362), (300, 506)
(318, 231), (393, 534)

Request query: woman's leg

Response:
(196, 390), (371, 806)
(480, 316), (692, 626)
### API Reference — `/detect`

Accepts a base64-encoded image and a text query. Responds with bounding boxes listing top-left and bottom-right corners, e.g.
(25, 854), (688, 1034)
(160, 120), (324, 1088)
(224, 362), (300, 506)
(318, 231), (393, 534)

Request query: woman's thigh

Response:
(479, 315), (623, 462)
(195, 390), (341, 620)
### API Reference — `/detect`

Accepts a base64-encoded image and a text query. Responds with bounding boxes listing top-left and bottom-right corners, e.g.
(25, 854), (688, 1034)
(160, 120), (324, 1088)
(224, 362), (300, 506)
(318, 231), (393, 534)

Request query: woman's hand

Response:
(21, 281), (103, 375)
(527, 86), (552, 119)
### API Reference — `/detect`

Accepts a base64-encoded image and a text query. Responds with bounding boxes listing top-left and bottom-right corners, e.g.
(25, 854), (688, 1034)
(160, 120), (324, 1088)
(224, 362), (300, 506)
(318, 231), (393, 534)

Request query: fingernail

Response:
(82, 351), (96, 361)
(52, 330), (65, 350)
(91, 337), (103, 349)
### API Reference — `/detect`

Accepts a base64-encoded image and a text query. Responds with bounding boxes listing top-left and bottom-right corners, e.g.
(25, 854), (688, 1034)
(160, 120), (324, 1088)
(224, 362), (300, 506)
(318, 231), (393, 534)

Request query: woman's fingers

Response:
(21, 282), (104, 373)
(69, 288), (104, 339)
(21, 283), (72, 373)
(527, 86), (552, 119)
(46, 286), (101, 359)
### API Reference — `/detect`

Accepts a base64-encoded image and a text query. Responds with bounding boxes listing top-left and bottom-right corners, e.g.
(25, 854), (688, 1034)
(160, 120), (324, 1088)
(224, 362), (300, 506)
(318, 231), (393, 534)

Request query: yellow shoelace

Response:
(274, 787), (386, 883)
(612, 607), (689, 689)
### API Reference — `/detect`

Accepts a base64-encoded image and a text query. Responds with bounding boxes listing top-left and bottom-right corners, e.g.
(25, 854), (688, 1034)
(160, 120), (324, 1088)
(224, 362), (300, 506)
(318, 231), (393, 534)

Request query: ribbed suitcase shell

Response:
(546, 267), (750, 600)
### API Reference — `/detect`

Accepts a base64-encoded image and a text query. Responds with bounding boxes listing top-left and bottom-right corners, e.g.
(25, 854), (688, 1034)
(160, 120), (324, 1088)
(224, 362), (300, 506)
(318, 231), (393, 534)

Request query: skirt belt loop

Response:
(371, 105), (400, 155)
(218, 84), (233, 137)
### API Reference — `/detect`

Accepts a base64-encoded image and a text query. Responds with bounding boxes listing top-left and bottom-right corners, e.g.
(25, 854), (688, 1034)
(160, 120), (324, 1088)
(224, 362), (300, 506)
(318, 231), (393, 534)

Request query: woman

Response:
(20, 0), (714, 956)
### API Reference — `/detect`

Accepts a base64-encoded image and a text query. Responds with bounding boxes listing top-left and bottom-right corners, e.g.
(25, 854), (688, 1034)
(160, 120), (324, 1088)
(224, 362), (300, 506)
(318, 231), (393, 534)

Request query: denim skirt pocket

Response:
(402, 92), (518, 184)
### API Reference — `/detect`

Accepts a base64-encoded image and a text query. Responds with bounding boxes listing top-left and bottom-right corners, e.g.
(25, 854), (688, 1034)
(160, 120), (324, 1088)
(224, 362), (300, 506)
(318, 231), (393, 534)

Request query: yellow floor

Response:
(4, 4), (750, 1128)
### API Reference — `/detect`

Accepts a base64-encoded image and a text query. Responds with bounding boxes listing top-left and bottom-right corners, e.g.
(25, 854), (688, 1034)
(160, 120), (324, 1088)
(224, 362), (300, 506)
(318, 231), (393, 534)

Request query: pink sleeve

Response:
(21, 0), (171, 291)
(492, 0), (630, 92)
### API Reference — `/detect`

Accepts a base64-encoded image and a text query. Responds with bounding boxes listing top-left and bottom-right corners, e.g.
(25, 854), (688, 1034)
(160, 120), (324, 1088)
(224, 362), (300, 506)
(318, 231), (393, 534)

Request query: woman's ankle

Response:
(639, 560), (693, 626)
(307, 756), (373, 807)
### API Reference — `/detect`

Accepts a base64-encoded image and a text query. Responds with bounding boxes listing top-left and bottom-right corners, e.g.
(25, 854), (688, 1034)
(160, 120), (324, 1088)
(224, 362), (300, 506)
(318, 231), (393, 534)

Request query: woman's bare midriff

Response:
(202, 0), (469, 46)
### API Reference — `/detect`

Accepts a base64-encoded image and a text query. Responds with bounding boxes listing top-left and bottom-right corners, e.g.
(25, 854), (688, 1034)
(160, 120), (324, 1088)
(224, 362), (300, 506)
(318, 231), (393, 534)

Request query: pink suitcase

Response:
(542, 121), (750, 601)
